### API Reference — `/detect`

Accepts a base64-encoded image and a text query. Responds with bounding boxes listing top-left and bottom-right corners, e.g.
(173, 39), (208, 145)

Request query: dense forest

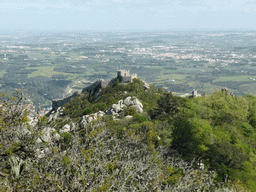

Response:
(1, 79), (256, 191)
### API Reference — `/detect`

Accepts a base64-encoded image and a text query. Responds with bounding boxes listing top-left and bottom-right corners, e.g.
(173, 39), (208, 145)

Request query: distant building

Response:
(189, 90), (202, 98)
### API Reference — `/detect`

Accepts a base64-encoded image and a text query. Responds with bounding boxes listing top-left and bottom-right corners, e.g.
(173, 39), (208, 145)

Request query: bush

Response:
(241, 122), (254, 137)
(123, 106), (137, 116)
(133, 113), (147, 123)
(249, 117), (256, 129)
(83, 107), (93, 115)
(61, 132), (72, 145)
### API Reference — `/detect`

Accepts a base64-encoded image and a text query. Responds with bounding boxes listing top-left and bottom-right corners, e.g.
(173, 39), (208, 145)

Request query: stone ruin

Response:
(221, 87), (234, 97)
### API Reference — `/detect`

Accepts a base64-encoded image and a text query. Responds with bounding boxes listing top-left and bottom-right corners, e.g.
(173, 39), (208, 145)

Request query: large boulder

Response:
(112, 103), (122, 113)
(47, 107), (64, 122)
(124, 97), (133, 106)
(132, 105), (143, 113)
(79, 115), (88, 126)
(40, 127), (56, 143)
(132, 98), (143, 108)
(60, 124), (70, 134)
(79, 115), (95, 126)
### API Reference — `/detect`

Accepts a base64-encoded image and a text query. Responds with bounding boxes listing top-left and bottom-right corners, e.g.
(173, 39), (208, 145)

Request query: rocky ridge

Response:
(38, 96), (144, 156)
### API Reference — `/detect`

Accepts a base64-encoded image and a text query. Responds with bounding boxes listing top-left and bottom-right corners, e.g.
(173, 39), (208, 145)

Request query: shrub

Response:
(123, 106), (137, 116)
(249, 117), (256, 129)
(241, 122), (254, 137)
(83, 107), (93, 115)
(133, 113), (147, 123)
(61, 132), (72, 145)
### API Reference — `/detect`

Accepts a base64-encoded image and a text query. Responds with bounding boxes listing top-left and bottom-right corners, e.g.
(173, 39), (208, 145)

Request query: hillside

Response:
(1, 78), (256, 191)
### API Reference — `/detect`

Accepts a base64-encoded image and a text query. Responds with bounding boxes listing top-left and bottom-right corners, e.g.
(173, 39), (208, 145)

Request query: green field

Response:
(27, 66), (68, 78)
(213, 75), (253, 82)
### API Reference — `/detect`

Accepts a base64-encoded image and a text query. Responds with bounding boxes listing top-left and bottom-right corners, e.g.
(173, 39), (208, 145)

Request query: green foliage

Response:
(122, 106), (137, 116)
(206, 140), (247, 182)
(4, 149), (13, 156)
(61, 132), (72, 145)
(62, 156), (71, 166)
(83, 107), (93, 115)
(241, 122), (254, 137)
(133, 113), (148, 123)
(60, 132), (72, 150)
(39, 115), (47, 125)
(249, 117), (256, 129)
(1, 88), (254, 191)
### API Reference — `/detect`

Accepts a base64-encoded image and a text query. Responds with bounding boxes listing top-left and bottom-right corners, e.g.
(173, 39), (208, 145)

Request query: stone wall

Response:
(82, 80), (102, 95)
(52, 90), (81, 111)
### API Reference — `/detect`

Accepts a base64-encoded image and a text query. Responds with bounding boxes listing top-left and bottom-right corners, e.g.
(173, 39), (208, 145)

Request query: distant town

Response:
(1, 31), (256, 110)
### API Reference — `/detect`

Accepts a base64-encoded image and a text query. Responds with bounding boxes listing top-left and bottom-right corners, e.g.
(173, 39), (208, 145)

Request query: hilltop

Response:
(1, 73), (256, 191)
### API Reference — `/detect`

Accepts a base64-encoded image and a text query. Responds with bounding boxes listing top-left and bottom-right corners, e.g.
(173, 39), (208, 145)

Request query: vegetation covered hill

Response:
(1, 79), (256, 191)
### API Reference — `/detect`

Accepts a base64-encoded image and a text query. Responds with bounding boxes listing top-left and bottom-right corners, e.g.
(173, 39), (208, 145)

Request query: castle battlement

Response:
(117, 70), (137, 83)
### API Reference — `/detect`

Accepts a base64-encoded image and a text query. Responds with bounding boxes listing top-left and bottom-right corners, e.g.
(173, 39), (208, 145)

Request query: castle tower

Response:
(192, 90), (197, 98)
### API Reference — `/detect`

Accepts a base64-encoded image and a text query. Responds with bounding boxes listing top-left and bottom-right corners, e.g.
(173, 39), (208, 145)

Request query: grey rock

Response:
(124, 96), (133, 106)
(36, 138), (42, 144)
(22, 128), (31, 135)
(92, 113), (98, 119)
(132, 105), (143, 113)
(125, 115), (133, 119)
(118, 100), (124, 105)
(105, 108), (112, 115)
(70, 123), (77, 131)
(133, 98), (143, 108)
(112, 104), (122, 113)
(111, 109), (118, 116)
(36, 149), (45, 159)
(41, 132), (51, 143)
(53, 133), (61, 140)
(79, 116), (88, 125)
(41, 127), (56, 143)
(47, 114), (53, 122)
(98, 113), (104, 117)
(87, 116), (94, 123)
(60, 124), (70, 133)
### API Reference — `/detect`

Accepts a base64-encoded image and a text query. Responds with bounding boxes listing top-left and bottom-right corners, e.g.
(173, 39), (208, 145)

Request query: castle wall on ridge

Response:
(51, 70), (138, 110)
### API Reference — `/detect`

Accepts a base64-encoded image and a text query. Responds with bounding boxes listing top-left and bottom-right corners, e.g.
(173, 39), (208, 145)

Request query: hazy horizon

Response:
(1, 0), (256, 32)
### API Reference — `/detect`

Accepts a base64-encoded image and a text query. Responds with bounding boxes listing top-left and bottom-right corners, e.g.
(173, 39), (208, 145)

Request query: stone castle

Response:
(117, 70), (137, 83)
(52, 70), (138, 111)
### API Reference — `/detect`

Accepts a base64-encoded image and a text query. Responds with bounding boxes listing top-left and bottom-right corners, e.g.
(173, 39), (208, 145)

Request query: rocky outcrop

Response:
(106, 96), (143, 116)
(79, 111), (105, 126)
(141, 80), (150, 90)
(47, 107), (65, 122)
(60, 124), (70, 134)
(79, 96), (143, 127)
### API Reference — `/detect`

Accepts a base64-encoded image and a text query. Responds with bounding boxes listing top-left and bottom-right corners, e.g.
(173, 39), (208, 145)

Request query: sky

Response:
(0, 0), (256, 31)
